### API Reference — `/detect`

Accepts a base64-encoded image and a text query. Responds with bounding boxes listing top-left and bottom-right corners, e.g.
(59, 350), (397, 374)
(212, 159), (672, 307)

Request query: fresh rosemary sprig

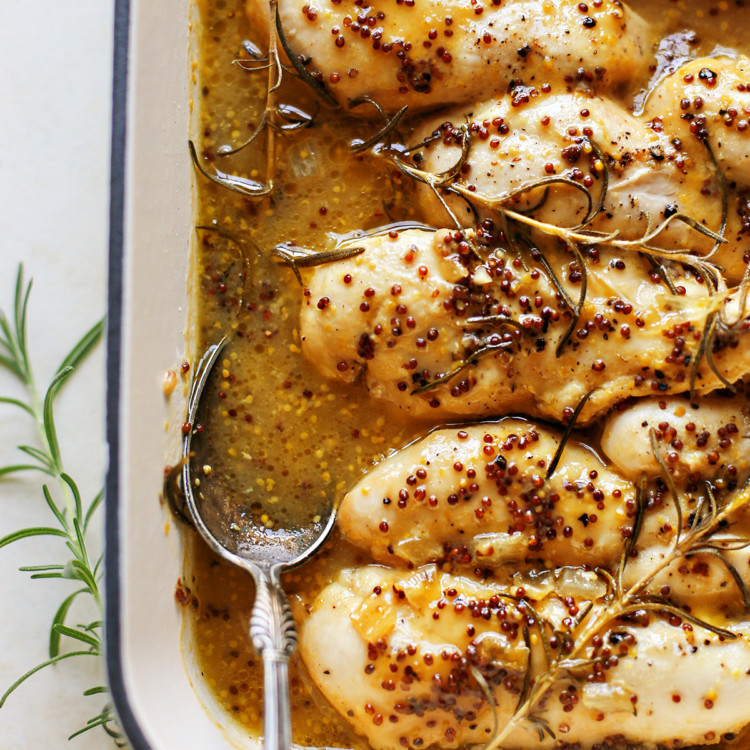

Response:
(0, 265), (122, 745)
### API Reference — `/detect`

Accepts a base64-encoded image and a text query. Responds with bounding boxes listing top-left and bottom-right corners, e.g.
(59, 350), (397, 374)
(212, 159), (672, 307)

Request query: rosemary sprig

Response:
(689, 310), (732, 398)
(358, 119), (730, 288)
(349, 97), (409, 154)
(191, 0), (340, 198)
(410, 340), (514, 395)
(554, 240), (587, 356)
(189, 140), (273, 198)
(544, 389), (596, 480)
(0, 266), (119, 744)
(481, 434), (750, 750)
(273, 2), (338, 108)
(272, 242), (366, 285)
(195, 224), (258, 314)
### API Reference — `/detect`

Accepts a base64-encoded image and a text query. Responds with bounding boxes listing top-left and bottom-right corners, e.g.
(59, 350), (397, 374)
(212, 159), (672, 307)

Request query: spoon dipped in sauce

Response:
(181, 337), (336, 750)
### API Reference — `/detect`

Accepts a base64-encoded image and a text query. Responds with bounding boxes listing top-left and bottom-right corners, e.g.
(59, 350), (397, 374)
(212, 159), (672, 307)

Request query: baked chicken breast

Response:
(299, 228), (750, 423)
(246, 0), (652, 112)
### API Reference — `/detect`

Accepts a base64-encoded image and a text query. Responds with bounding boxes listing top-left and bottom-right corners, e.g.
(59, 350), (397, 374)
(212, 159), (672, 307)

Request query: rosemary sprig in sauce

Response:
(480, 433), (750, 750)
(190, 0), (339, 197)
(355, 115), (730, 294)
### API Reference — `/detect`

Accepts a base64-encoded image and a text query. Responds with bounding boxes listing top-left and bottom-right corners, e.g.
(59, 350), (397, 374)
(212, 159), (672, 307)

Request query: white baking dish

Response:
(105, 1), (260, 747)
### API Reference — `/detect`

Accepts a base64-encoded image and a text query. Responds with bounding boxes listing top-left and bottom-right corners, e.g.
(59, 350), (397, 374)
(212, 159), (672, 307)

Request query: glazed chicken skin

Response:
(300, 228), (750, 423)
(299, 564), (750, 750)
(412, 90), (748, 282)
(339, 417), (636, 568)
(601, 395), (750, 612)
(339, 397), (750, 611)
(646, 56), (750, 190)
(246, 0), (652, 113)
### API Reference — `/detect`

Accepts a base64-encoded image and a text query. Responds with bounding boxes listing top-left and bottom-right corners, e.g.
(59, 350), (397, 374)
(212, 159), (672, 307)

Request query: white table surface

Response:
(0, 2), (115, 747)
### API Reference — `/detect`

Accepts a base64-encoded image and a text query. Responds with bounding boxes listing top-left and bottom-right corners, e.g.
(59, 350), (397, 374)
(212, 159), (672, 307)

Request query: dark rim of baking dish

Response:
(105, 0), (153, 746)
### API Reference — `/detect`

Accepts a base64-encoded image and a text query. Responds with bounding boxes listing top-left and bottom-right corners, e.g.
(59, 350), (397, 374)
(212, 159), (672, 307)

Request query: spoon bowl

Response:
(181, 337), (336, 750)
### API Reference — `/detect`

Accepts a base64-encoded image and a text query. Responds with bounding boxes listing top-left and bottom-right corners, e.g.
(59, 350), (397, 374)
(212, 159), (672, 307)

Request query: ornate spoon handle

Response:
(249, 568), (297, 750)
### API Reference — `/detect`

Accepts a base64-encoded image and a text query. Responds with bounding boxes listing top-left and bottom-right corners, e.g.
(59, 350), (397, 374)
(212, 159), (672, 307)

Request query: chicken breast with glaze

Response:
(338, 397), (750, 611)
(246, 0), (652, 112)
(299, 228), (750, 423)
(646, 56), (750, 189)
(299, 564), (750, 750)
(410, 91), (747, 282)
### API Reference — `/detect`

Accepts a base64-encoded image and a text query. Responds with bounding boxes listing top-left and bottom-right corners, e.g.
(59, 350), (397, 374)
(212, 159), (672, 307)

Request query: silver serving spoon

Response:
(181, 337), (336, 750)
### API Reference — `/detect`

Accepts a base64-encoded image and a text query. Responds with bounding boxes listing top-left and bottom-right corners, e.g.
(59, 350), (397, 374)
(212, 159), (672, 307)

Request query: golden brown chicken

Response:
(300, 564), (750, 750)
(409, 89), (748, 282)
(299, 227), (750, 424)
(246, 0), (652, 113)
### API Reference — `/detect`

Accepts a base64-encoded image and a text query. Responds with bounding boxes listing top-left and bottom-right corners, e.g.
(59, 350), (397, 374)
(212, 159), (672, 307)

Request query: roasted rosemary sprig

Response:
(190, 0), (337, 198)
(481, 434), (750, 750)
(0, 266), (121, 744)
(272, 242), (366, 285)
(356, 113), (728, 289)
(373, 118), (725, 249)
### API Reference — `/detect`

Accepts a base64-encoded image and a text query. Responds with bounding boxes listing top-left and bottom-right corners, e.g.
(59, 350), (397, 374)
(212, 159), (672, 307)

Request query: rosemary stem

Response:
(624, 479), (750, 605)
(265, 0), (279, 189)
(26, 378), (77, 522)
(27, 377), (100, 610)
(486, 479), (750, 748)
